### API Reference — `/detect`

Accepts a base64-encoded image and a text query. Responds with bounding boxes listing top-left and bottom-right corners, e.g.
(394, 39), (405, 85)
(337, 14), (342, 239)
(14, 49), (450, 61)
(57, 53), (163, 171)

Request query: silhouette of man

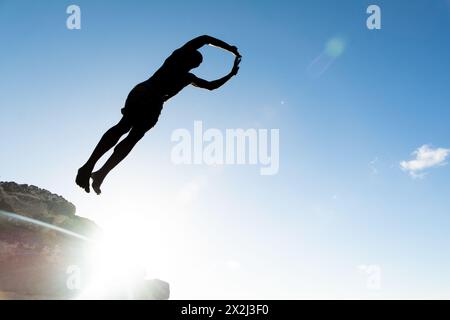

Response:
(76, 35), (241, 194)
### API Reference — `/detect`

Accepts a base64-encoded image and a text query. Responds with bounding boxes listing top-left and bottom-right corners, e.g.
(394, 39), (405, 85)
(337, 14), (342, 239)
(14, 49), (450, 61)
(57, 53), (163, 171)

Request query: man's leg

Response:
(76, 117), (132, 193)
(91, 126), (147, 195)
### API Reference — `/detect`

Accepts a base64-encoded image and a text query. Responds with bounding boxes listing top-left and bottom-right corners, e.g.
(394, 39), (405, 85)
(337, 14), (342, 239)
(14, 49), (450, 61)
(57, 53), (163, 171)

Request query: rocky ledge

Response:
(0, 181), (169, 300)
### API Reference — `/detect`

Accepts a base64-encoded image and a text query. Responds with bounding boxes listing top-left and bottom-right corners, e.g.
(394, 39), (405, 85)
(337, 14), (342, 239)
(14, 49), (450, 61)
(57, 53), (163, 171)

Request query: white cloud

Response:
(400, 145), (450, 178)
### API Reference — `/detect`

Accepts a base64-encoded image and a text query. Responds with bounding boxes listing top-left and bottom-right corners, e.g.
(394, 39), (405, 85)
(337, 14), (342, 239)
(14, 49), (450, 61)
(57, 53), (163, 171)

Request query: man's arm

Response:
(191, 73), (234, 91)
(182, 35), (241, 56)
(190, 57), (241, 90)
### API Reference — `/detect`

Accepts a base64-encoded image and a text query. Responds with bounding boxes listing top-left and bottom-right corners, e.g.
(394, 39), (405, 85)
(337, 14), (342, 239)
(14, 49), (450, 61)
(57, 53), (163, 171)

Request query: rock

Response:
(0, 182), (99, 299)
(141, 279), (170, 300)
(0, 181), (76, 216)
(0, 181), (169, 300)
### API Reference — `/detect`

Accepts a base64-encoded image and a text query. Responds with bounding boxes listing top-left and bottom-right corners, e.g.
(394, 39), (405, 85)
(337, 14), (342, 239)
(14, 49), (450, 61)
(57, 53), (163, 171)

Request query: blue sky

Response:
(1, 0), (450, 299)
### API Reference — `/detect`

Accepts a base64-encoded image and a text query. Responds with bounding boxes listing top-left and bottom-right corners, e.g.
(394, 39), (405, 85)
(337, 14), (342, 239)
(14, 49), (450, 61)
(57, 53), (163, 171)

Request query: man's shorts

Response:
(121, 84), (164, 131)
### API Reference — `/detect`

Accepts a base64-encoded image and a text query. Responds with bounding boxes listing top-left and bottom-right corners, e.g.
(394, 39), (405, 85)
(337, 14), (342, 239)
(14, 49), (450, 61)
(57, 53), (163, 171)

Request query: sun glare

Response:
(78, 208), (185, 299)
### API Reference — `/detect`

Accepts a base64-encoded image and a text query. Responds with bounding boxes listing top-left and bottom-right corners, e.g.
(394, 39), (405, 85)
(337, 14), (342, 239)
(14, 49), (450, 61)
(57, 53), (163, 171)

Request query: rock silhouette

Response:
(0, 182), (169, 300)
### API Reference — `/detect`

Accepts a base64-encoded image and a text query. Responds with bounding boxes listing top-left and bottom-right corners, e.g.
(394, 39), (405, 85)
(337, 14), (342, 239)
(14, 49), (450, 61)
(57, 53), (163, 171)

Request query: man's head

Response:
(180, 50), (203, 70)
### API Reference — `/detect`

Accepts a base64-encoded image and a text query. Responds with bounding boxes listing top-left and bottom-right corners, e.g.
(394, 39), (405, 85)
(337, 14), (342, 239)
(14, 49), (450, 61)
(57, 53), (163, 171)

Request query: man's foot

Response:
(91, 171), (105, 195)
(76, 167), (92, 193)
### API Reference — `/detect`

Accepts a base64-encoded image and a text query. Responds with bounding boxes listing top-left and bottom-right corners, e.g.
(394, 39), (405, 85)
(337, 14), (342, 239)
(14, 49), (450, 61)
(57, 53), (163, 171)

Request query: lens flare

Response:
(0, 210), (91, 242)
(325, 37), (346, 58)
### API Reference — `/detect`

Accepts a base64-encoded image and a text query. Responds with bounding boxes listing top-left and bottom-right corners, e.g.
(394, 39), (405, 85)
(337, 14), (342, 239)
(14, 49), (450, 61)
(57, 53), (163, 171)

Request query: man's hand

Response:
(191, 56), (241, 90)
(230, 46), (241, 57)
(231, 56), (241, 76)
